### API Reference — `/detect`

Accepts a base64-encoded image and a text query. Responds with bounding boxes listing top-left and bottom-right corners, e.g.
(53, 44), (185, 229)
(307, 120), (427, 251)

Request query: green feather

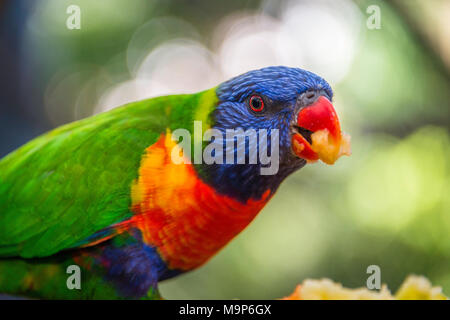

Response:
(0, 89), (217, 259)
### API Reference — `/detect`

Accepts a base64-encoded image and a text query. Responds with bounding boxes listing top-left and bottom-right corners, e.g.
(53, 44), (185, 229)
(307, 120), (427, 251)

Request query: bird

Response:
(0, 66), (350, 299)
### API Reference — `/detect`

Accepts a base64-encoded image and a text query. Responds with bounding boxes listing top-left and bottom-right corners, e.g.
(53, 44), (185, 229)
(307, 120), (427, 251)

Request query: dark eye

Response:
(249, 95), (264, 112)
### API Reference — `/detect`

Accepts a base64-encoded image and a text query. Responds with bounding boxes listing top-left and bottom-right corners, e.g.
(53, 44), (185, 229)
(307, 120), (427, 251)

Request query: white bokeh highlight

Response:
(95, 0), (363, 114)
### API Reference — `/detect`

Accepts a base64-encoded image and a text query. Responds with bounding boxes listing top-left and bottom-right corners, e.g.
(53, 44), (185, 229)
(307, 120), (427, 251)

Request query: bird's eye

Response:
(249, 95), (264, 112)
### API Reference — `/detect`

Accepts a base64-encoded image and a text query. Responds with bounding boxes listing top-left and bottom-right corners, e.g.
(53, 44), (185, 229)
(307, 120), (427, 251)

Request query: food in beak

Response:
(292, 96), (351, 165)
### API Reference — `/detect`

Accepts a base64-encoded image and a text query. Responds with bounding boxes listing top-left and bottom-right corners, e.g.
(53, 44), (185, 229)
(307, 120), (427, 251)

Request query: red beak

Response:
(292, 96), (351, 165)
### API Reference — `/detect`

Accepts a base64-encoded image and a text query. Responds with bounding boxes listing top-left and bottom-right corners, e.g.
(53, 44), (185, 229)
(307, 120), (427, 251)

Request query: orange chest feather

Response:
(129, 132), (270, 270)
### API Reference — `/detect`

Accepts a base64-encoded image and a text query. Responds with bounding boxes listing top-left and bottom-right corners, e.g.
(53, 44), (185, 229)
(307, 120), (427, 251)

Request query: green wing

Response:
(0, 92), (208, 258)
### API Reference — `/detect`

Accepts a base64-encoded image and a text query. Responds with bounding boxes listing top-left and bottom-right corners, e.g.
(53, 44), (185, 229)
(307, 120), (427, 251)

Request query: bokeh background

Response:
(0, 0), (449, 299)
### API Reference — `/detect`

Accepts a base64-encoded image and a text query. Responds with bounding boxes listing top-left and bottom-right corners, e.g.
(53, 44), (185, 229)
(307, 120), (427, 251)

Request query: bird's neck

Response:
(129, 133), (271, 271)
(195, 162), (300, 203)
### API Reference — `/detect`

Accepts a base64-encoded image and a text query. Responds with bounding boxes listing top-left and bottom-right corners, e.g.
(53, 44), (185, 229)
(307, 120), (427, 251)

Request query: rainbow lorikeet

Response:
(0, 66), (349, 299)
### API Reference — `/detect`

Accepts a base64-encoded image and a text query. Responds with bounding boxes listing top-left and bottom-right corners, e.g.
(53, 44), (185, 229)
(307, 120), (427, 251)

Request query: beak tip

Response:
(293, 95), (350, 164)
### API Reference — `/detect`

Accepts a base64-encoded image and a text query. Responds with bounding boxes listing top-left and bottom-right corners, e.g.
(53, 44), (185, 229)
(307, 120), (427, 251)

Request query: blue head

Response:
(197, 66), (340, 203)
